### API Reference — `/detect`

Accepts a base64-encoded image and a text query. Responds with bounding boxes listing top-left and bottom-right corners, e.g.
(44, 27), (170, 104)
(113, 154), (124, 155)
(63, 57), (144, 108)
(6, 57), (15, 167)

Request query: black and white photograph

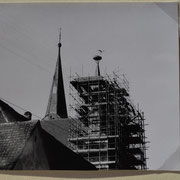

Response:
(0, 2), (179, 171)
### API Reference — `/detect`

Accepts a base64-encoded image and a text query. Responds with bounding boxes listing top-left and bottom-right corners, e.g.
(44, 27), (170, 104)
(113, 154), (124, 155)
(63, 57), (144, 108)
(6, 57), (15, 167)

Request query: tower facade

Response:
(68, 56), (147, 170)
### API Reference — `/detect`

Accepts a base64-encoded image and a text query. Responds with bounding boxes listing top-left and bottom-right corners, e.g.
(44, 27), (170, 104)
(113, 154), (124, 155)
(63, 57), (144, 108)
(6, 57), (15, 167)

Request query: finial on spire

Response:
(93, 50), (103, 76)
(58, 28), (62, 47)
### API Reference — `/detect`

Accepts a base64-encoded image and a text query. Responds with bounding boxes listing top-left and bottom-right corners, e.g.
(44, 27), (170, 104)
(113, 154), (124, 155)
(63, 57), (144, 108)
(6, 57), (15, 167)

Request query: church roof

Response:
(0, 99), (28, 123)
(41, 118), (69, 146)
(0, 120), (38, 169)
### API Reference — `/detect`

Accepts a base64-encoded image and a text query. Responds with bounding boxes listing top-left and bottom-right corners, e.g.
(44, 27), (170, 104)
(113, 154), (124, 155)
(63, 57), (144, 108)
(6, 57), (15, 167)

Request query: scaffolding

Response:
(68, 72), (147, 170)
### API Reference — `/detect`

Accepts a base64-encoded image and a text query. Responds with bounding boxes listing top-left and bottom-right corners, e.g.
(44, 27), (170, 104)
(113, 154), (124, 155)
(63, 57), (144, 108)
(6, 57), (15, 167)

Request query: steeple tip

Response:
(93, 50), (103, 76)
(58, 28), (62, 47)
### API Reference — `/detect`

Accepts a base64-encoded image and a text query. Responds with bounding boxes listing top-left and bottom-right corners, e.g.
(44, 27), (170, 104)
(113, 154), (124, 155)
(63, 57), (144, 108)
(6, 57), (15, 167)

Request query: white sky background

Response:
(0, 3), (179, 170)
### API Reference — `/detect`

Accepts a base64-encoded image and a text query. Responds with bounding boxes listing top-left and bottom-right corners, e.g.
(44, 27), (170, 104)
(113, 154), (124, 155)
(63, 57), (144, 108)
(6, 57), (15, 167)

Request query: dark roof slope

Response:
(41, 119), (69, 146)
(0, 99), (28, 123)
(0, 120), (38, 169)
(0, 119), (96, 170)
(40, 126), (96, 170)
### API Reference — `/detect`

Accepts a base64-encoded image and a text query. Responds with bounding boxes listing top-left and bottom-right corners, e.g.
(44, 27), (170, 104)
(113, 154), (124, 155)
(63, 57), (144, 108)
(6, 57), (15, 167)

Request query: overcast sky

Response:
(0, 2), (179, 170)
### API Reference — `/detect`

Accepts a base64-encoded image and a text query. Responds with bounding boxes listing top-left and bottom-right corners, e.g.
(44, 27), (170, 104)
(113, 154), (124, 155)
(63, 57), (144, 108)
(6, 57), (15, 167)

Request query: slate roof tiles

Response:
(0, 120), (38, 169)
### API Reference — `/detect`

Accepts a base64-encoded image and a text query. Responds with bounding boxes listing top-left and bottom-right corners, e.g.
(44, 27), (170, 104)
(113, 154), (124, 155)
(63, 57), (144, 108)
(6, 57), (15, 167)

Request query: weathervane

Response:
(93, 50), (104, 76)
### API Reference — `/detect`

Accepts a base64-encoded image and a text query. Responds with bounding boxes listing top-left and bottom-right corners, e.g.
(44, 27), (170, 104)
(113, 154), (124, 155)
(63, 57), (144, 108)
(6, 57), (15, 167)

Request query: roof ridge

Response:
(0, 119), (39, 126)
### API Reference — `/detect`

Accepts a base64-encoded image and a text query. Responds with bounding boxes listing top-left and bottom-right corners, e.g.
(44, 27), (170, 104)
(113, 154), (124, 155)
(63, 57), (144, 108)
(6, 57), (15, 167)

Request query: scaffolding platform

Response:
(68, 72), (147, 170)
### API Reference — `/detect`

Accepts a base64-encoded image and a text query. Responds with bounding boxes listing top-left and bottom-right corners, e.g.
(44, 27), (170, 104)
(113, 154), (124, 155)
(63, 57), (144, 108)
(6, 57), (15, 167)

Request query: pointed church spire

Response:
(45, 29), (68, 120)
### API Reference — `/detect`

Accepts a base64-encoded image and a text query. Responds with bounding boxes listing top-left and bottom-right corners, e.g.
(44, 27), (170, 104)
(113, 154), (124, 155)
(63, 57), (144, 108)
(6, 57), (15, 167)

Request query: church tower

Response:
(45, 30), (68, 120)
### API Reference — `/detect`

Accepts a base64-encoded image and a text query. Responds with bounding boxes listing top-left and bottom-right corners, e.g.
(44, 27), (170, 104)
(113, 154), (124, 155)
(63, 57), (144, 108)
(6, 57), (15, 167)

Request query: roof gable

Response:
(0, 99), (29, 123)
